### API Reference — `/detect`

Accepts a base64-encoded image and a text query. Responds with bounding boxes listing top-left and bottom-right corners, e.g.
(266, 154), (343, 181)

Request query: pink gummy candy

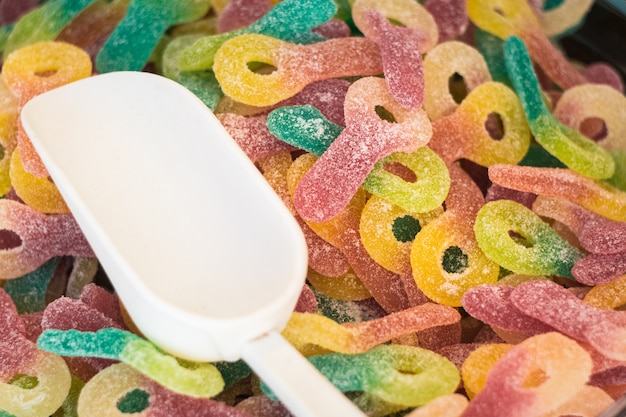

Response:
(572, 252), (626, 286)
(294, 76), (431, 222)
(277, 78), (351, 126)
(0, 289), (39, 380)
(216, 113), (297, 162)
(510, 280), (626, 361)
(362, 9), (425, 109)
(424, 0), (469, 42)
(217, 0), (272, 33)
(0, 200), (94, 279)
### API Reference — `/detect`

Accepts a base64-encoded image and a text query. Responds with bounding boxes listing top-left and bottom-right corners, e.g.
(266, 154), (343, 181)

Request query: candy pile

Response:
(1, 0), (625, 416)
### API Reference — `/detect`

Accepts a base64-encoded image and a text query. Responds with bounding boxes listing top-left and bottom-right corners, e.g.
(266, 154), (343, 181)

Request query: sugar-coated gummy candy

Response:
(489, 164), (626, 222)
(0, 200), (94, 279)
(37, 327), (225, 398)
(293, 76), (432, 222)
(178, 0), (335, 71)
(287, 153), (410, 312)
(584, 274), (626, 310)
(213, 34), (383, 107)
(424, 0), (469, 42)
(2, 41), (92, 178)
(306, 268), (371, 301)
(3, 258), (58, 314)
(503, 36), (615, 180)
(573, 251), (626, 286)
(2, 0), (98, 57)
(423, 41), (491, 121)
(282, 303), (460, 356)
(95, 0), (212, 73)
(474, 199), (584, 278)
(264, 344), (460, 408)
(428, 81), (530, 167)
(0, 78), (17, 197)
(216, 0), (271, 33)
(537, 0), (594, 37)
(460, 343), (512, 399)
(410, 163), (500, 307)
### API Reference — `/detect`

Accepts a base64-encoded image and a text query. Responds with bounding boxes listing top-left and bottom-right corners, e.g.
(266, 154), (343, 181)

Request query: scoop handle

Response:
(242, 331), (365, 417)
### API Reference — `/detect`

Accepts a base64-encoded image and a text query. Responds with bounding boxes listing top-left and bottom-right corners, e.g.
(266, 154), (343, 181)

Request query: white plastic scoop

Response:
(21, 71), (365, 417)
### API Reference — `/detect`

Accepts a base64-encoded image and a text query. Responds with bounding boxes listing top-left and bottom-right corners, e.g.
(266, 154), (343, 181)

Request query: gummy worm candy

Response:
(427, 81), (530, 167)
(0, 199), (94, 279)
(95, 0), (211, 72)
(2, 41), (92, 178)
(264, 344), (460, 408)
(77, 363), (253, 417)
(474, 199), (584, 278)
(461, 332), (593, 417)
(178, 0), (335, 71)
(282, 303), (461, 356)
(410, 163), (500, 307)
(293, 76), (432, 222)
(213, 34), (383, 107)
(503, 35), (615, 180)
(423, 40), (492, 121)
(572, 251), (626, 286)
(37, 327), (225, 398)
(510, 280), (626, 362)
(2, 0), (98, 58)
(488, 164), (626, 222)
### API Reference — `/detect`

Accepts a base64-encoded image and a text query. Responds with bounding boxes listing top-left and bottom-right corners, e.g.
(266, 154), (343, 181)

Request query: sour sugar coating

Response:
(410, 163), (500, 307)
(536, 0), (594, 38)
(404, 393), (468, 417)
(424, 0), (469, 43)
(488, 164), (626, 222)
(213, 33), (384, 107)
(0, 78), (18, 196)
(461, 284), (555, 337)
(467, 0), (591, 90)
(282, 303), (461, 355)
(461, 332), (592, 417)
(423, 41), (492, 121)
(474, 199), (584, 278)
(3, 258), (59, 314)
(293, 76), (432, 223)
(584, 274), (626, 310)
(216, 0), (271, 33)
(257, 152), (350, 278)
(264, 345), (460, 408)
(216, 113), (296, 162)
(37, 327), (225, 398)
(553, 84), (626, 153)
(503, 36), (615, 180)
(306, 268), (371, 301)
(0, 200), (94, 279)
(77, 363), (252, 417)
(572, 252), (626, 286)
(95, 0), (211, 72)
(9, 149), (69, 213)
(178, 0), (335, 71)
(0, 290), (71, 417)
(427, 81), (530, 167)
(287, 153), (410, 312)
(2, 0), (98, 57)
(510, 280), (626, 361)
(362, 9), (425, 109)
(360, 194), (442, 276)
(460, 343), (513, 399)
(2, 41), (92, 178)
(532, 195), (626, 255)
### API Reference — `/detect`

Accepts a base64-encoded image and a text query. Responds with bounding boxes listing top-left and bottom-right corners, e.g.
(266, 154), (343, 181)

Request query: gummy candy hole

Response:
(34, 69), (58, 78)
(485, 112), (505, 140)
(579, 117), (607, 141)
(392, 215), (421, 243)
(246, 62), (277, 74)
(8, 374), (39, 389)
(509, 231), (534, 248)
(386, 17), (405, 27)
(383, 161), (417, 182)
(522, 368), (548, 388)
(493, 7), (506, 18)
(448, 73), (467, 104)
(442, 246), (469, 274)
(117, 388), (151, 413)
(375, 105), (397, 123)
(0, 229), (22, 250)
